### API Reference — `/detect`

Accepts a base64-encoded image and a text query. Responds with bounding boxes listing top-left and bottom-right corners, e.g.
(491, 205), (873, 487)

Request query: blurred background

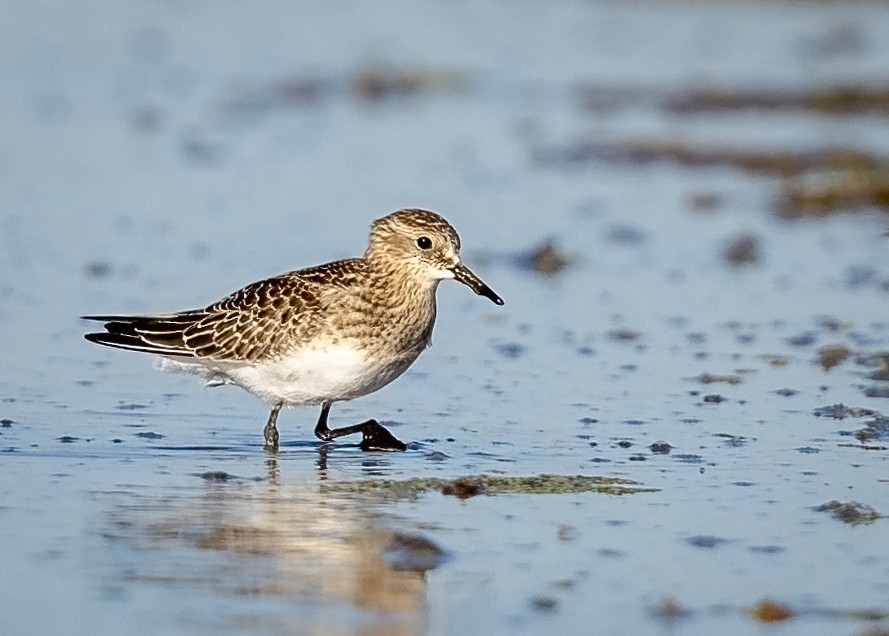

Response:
(2, 1), (889, 635)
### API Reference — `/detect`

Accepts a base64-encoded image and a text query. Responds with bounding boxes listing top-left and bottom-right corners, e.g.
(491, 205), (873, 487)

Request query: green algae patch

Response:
(664, 85), (889, 117)
(815, 500), (883, 526)
(320, 474), (655, 500)
(813, 404), (878, 419)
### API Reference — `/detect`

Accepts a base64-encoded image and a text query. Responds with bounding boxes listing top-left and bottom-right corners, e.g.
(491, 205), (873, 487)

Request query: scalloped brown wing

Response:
(180, 259), (368, 361)
(83, 259), (369, 361)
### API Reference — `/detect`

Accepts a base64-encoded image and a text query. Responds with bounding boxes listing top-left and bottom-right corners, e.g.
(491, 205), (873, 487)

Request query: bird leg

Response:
(263, 403), (282, 452)
(314, 402), (407, 451)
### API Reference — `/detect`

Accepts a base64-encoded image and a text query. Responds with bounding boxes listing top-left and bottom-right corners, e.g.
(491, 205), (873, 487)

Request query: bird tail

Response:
(82, 312), (205, 357)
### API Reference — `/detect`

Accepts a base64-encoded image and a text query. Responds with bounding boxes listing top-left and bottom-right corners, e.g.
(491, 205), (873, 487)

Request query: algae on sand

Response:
(319, 473), (656, 500)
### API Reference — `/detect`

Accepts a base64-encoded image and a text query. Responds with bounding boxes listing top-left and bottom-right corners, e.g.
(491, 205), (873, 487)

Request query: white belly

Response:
(157, 342), (417, 406)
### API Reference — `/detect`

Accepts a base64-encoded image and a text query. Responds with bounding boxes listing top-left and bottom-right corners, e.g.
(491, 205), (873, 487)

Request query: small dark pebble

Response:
(117, 403), (149, 411)
(628, 454), (647, 461)
(703, 394), (727, 403)
(579, 417), (599, 424)
(689, 192), (722, 212)
(714, 433), (748, 446)
(520, 240), (573, 276)
(135, 431), (165, 439)
(748, 545), (786, 555)
(0, 418), (13, 428)
(608, 328), (642, 342)
(652, 596), (692, 620)
(383, 532), (446, 572)
(84, 261), (112, 278)
(723, 232), (760, 266)
(616, 440), (633, 449)
(748, 599), (794, 623)
(785, 332), (817, 347)
(623, 419), (645, 426)
(845, 265), (876, 288)
(649, 441), (673, 454)
(441, 476), (486, 499)
(693, 373), (741, 385)
(494, 342), (526, 359)
(605, 223), (647, 246)
(774, 388), (798, 397)
(796, 446), (821, 454)
(686, 535), (729, 549)
(273, 77), (327, 106)
(673, 454), (705, 464)
(818, 344), (851, 371)
(530, 596), (559, 612)
(111, 438), (123, 444)
(864, 385), (889, 398)
(552, 579), (575, 592)
(815, 316), (846, 332)
(425, 451), (450, 462)
(198, 471), (233, 482)
(58, 436), (78, 443)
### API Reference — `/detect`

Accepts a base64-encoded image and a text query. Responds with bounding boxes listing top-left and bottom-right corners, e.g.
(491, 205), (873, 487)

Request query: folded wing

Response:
(83, 273), (326, 362)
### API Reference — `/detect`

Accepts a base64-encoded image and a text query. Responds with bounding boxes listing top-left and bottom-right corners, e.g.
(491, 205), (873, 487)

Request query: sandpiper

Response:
(83, 208), (503, 451)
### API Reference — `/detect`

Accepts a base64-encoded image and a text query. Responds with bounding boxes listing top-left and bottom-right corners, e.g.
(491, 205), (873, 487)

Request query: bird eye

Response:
(416, 236), (433, 250)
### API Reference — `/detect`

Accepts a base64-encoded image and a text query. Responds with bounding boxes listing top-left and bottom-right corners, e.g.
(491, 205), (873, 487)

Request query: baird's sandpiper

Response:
(83, 208), (503, 451)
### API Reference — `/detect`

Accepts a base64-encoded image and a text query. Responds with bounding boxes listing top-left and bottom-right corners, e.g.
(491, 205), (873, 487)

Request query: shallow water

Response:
(2, 1), (889, 635)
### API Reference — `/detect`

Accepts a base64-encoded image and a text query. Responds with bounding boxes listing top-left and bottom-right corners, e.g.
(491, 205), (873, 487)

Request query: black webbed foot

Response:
(314, 402), (407, 452)
(359, 419), (408, 452)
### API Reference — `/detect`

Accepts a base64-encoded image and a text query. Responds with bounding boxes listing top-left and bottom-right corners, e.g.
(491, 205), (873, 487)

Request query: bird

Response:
(83, 208), (504, 452)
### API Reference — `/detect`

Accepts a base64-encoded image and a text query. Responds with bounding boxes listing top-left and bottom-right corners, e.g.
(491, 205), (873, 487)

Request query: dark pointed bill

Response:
(452, 263), (504, 305)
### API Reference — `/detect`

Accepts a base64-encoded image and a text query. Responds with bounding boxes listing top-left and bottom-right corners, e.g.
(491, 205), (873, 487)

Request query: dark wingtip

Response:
(83, 331), (136, 348)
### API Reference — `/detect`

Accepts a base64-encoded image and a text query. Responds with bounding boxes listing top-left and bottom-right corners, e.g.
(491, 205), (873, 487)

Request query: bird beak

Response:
(452, 263), (504, 305)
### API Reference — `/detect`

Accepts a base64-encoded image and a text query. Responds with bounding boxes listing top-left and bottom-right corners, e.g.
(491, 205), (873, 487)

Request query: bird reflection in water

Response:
(104, 448), (442, 635)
